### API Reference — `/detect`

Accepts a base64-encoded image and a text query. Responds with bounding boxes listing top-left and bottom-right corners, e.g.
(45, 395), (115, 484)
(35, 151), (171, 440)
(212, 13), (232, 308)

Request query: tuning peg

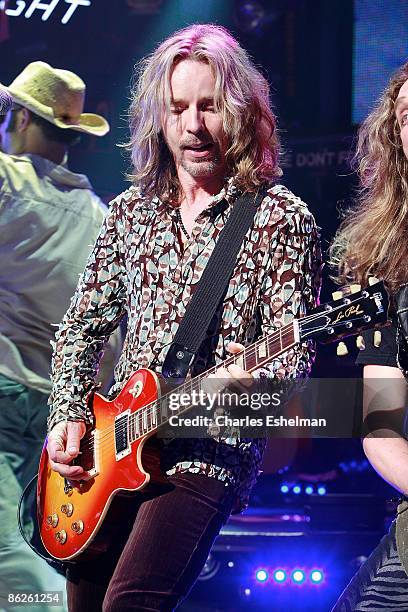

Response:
(373, 330), (381, 347)
(337, 342), (348, 356)
(332, 291), (343, 300)
(350, 284), (361, 294)
(356, 335), (365, 350)
(368, 277), (380, 286)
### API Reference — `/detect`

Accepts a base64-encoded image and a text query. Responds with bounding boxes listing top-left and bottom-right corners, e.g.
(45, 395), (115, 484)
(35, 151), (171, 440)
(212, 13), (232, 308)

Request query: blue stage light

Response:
(273, 569), (287, 583)
(310, 569), (324, 584)
(280, 484), (289, 493)
(305, 485), (314, 495)
(256, 569), (269, 583)
(317, 486), (327, 496)
(244, 587), (251, 597)
(292, 569), (306, 584)
(293, 485), (301, 494)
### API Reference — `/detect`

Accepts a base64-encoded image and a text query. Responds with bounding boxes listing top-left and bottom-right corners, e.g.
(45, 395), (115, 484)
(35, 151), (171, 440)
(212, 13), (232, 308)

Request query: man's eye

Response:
(401, 111), (408, 127)
(171, 107), (183, 115)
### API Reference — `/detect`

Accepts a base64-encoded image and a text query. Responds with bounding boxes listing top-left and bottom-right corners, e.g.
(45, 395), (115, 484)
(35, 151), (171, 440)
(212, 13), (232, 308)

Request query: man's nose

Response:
(185, 107), (204, 134)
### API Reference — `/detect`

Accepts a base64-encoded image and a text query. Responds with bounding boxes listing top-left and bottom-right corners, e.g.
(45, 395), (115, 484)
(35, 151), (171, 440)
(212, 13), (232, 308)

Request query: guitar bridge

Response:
(72, 429), (99, 480)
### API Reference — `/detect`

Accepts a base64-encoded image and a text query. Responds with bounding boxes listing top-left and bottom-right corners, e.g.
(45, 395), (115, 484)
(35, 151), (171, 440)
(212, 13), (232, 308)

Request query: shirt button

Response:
(157, 330), (165, 339)
(171, 282), (178, 292)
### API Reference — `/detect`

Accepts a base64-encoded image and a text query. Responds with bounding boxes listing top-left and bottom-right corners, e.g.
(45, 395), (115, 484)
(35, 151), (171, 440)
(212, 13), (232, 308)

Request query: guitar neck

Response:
(116, 280), (390, 445)
(127, 321), (298, 439)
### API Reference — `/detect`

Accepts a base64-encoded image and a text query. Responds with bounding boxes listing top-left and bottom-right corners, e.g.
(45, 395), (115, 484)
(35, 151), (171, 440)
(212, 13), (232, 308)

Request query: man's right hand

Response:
(47, 420), (87, 479)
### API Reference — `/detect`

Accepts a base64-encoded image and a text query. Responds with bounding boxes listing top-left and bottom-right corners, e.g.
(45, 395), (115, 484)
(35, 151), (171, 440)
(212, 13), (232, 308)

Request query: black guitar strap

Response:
(162, 188), (265, 381)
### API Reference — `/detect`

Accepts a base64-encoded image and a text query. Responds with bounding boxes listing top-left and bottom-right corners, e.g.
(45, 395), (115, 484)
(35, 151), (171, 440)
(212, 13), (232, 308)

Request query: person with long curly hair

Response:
(331, 62), (408, 611)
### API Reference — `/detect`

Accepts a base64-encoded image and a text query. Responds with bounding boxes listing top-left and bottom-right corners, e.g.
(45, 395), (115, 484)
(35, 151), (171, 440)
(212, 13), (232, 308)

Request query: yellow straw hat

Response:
(0, 61), (109, 137)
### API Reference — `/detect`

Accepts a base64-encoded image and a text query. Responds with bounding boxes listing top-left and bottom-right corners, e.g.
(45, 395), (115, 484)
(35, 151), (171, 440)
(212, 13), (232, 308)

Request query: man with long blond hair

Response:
(45, 24), (321, 611)
(331, 62), (408, 610)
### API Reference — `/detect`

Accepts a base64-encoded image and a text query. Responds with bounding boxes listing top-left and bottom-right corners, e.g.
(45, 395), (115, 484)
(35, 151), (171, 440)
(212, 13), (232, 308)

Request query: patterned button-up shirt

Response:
(48, 178), (321, 512)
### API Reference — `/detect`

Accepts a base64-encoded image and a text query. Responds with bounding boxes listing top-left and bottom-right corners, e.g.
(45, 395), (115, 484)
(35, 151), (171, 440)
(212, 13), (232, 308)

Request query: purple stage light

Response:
(273, 569), (287, 583)
(255, 569), (269, 583)
(292, 569), (306, 584)
(310, 569), (324, 584)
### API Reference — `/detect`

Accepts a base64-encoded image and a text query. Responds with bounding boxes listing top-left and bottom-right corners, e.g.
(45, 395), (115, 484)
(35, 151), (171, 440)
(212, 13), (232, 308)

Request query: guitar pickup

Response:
(115, 410), (131, 461)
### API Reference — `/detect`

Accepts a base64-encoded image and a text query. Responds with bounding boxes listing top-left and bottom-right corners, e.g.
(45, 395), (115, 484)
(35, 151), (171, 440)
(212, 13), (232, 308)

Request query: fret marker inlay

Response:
(257, 341), (267, 358)
(235, 355), (244, 369)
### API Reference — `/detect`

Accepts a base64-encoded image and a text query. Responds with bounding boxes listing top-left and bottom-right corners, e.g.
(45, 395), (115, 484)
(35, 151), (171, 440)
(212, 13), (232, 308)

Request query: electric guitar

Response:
(37, 280), (389, 561)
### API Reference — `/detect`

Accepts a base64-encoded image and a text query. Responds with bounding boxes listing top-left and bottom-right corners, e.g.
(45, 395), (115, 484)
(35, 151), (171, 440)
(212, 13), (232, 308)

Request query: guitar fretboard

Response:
(127, 322), (297, 441)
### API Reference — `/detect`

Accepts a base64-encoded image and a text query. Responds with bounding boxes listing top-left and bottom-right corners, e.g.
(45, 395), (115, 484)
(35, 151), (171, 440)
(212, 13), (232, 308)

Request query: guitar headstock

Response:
(299, 279), (389, 344)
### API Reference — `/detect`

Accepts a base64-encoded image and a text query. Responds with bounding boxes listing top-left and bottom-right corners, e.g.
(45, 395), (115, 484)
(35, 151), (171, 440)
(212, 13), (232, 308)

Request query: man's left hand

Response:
(205, 342), (253, 394)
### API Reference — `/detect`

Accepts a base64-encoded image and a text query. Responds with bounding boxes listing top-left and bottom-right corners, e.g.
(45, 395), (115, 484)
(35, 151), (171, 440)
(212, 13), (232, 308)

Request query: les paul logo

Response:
(332, 304), (364, 326)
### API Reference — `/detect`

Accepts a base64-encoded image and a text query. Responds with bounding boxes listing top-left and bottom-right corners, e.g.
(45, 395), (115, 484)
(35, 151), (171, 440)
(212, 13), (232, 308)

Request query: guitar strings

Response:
(72, 294), (377, 456)
(75, 308), (371, 458)
(74, 301), (373, 457)
(74, 325), (297, 455)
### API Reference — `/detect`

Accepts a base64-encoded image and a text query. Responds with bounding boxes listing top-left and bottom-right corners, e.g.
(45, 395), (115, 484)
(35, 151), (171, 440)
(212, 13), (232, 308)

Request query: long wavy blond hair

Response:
(125, 24), (280, 198)
(331, 62), (408, 292)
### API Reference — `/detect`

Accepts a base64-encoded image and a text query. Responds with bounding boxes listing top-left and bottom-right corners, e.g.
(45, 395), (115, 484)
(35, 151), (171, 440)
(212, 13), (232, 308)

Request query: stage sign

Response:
(0, 0), (91, 24)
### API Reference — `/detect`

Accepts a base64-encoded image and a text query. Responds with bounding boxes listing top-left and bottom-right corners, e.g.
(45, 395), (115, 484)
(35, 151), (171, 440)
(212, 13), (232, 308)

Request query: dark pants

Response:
(332, 521), (408, 611)
(66, 472), (235, 611)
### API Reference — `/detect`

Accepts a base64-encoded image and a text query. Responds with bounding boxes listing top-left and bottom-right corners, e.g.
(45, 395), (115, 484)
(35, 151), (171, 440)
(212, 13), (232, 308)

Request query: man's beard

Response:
(178, 142), (224, 178)
(180, 157), (220, 177)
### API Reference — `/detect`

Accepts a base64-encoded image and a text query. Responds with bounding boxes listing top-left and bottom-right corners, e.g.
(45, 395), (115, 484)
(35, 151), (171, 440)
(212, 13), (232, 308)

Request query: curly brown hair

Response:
(330, 62), (408, 292)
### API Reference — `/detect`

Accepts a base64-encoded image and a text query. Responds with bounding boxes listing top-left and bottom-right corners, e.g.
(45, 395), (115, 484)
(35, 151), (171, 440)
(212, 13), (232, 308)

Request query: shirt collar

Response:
(23, 153), (93, 190)
(143, 176), (241, 214)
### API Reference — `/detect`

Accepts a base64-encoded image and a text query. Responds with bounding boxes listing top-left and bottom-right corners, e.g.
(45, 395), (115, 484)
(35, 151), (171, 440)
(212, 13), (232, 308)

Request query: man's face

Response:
(162, 59), (228, 182)
(0, 109), (22, 154)
(395, 78), (408, 160)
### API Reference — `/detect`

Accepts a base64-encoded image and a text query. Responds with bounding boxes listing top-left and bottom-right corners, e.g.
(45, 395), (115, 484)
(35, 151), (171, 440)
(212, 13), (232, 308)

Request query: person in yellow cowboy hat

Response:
(0, 61), (109, 152)
(0, 62), (120, 612)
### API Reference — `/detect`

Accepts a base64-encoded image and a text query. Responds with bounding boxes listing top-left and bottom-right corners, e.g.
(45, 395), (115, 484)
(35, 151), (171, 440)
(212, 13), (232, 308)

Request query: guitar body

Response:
(37, 368), (168, 562)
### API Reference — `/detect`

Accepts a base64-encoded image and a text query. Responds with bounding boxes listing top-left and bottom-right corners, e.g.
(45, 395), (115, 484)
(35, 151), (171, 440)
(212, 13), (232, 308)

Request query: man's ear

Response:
(16, 107), (31, 132)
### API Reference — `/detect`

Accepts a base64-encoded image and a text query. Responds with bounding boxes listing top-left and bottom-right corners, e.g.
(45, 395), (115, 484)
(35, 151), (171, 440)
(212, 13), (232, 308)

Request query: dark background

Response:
(1, 1), (407, 609)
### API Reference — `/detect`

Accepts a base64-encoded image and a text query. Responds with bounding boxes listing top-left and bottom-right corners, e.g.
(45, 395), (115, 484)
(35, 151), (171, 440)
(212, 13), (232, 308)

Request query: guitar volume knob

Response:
(61, 503), (74, 516)
(46, 513), (59, 528)
(71, 520), (84, 534)
(55, 530), (67, 544)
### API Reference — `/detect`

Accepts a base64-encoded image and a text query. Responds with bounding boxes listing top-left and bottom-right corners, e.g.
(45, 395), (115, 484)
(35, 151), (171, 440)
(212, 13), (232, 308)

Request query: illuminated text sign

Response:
(0, 0), (91, 24)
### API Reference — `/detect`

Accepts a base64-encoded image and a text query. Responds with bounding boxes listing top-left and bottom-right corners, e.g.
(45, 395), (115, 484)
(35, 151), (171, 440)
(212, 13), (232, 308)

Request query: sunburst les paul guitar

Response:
(37, 280), (389, 561)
